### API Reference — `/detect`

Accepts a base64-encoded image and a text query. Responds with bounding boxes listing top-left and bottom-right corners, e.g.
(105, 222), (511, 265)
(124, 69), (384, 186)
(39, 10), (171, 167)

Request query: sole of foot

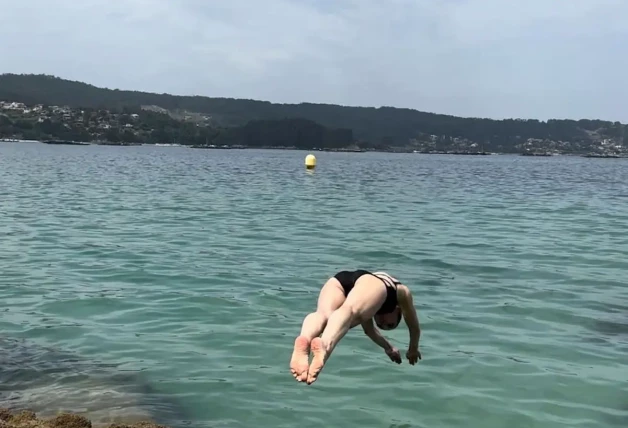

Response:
(290, 336), (310, 382)
(306, 337), (326, 385)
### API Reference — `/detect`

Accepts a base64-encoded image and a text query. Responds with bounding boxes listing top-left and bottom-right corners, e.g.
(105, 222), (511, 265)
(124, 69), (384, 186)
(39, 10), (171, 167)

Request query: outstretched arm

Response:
(362, 318), (401, 363)
(361, 318), (394, 351)
(398, 284), (421, 351)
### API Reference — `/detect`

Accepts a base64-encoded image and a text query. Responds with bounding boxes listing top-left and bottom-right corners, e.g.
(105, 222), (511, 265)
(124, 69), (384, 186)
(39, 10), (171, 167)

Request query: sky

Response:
(0, 0), (626, 122)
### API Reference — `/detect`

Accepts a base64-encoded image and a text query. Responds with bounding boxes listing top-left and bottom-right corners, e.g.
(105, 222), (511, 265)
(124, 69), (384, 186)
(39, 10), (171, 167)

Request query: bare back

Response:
(372, 271), (412, 307)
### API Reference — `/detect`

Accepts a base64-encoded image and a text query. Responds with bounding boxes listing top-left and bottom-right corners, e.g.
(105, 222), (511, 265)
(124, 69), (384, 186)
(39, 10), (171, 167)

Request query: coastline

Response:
(1, 139), (627, 158)
(0, 408), (170, 428)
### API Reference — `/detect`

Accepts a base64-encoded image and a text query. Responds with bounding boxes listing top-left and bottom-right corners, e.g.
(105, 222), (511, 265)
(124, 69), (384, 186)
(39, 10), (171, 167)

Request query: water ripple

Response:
(1, 144), (627, 427)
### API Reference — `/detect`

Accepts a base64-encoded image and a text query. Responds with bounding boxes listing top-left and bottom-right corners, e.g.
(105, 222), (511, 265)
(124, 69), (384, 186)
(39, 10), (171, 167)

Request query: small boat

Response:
(42, 140), (90, 146)
(582, 153), (622, 158)
(521, 152), (552, 156)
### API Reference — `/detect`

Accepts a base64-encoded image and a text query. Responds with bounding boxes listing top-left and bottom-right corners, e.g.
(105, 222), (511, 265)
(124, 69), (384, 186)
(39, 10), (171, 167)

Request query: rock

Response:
(48, 413), (91, 428)
(0, 410), (169, 428)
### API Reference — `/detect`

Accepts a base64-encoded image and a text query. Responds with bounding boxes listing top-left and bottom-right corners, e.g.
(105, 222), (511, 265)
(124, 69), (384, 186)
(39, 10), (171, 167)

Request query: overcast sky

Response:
(0, 0), (626, 122)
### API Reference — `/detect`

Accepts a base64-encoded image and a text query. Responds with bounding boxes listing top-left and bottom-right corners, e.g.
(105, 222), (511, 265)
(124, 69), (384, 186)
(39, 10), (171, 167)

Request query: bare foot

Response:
(290, 336), (310, 382)
(306, 337), (327, 385)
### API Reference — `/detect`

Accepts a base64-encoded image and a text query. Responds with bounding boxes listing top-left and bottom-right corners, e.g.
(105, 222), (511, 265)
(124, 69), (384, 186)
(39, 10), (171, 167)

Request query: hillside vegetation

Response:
(0, 73), (625, 153)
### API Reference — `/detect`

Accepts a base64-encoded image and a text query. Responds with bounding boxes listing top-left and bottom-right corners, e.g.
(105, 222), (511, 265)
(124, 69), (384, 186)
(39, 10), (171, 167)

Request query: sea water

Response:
(1, 143), (626, 427)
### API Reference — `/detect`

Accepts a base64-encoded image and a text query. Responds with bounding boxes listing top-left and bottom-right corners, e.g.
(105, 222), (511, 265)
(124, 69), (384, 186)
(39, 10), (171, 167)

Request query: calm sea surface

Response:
(1, 143), (627, 428)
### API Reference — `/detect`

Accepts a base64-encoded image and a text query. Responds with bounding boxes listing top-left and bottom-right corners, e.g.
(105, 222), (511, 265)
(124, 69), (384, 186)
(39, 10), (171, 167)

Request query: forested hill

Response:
(0, 73), (625, 152)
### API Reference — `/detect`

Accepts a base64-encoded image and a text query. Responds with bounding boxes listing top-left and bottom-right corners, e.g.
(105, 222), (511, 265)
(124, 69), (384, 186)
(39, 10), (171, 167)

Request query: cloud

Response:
(0, 0), (626, 121)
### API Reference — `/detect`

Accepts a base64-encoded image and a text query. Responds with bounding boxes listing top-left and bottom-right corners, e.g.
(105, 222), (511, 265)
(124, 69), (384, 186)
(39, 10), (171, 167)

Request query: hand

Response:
(406, 347), (421, 365)
(385, 346), (402, 364)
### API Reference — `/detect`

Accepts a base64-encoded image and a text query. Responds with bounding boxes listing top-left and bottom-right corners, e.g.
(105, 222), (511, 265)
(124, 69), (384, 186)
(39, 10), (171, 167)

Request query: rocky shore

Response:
(0, 409), (170, 428)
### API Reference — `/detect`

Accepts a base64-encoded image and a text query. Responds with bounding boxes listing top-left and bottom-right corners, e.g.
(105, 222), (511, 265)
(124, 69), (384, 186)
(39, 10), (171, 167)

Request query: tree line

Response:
(0, 73), (625, 151)
(0, 102), (354, 149)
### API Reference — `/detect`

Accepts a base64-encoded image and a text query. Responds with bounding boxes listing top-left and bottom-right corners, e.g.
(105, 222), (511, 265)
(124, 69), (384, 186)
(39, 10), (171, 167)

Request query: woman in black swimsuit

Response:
(290, 269), (422, 385)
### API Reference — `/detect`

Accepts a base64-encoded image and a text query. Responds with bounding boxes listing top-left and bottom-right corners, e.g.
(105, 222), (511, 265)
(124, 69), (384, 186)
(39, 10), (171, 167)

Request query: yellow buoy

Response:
(305, 154), (317, 170)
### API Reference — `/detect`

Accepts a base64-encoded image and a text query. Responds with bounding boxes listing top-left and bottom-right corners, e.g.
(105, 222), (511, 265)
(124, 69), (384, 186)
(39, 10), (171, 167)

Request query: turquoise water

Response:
(1, 142), (627, 428)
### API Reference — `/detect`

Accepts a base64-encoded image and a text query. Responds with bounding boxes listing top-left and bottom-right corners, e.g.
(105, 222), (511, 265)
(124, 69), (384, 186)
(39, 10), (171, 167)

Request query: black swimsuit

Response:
(333, 269), (399, 314)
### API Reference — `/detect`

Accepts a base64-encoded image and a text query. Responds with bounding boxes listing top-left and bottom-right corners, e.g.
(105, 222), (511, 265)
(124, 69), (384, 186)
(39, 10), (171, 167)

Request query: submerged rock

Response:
(0, 337), (186, 428)
(0, 408), (171, 428)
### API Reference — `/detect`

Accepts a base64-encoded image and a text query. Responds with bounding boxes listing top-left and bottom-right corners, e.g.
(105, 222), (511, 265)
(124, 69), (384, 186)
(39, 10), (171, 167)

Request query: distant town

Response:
(1, 99), (626, 157)
(407, 134), (626, 158)
(0, 100), (184, 146)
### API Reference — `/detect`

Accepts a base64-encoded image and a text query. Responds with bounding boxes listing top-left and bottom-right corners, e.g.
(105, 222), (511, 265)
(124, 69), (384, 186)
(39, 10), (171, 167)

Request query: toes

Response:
(306, 370), (320, 385)
(290, 365), (307, 382)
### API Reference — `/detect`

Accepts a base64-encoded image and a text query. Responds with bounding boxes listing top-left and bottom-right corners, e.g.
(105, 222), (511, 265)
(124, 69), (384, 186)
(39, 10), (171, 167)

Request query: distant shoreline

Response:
(2, 139), (627, 158)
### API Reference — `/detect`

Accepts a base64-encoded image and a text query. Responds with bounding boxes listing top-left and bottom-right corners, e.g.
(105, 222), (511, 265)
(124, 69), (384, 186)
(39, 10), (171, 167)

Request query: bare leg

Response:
(290, 278), (345, 382)
(298, 312), (328, 339)
(307, 275), (388, 385)
(306, 306), (355, 384)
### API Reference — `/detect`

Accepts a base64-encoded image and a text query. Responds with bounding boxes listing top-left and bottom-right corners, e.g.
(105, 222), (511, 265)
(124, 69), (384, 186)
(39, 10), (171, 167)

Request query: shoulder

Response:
(395, 284), (414, 306)
(396, 283), (410, 296)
